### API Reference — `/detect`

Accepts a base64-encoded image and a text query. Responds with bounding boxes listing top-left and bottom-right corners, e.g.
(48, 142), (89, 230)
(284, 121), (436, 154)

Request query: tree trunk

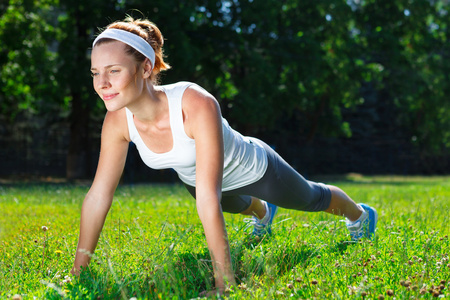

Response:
(66, 91), (90, 179)
(66, 7), (91, 180)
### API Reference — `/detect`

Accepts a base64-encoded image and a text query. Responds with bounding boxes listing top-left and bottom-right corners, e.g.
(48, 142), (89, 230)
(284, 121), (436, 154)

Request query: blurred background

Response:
(0, 0), (448, 182)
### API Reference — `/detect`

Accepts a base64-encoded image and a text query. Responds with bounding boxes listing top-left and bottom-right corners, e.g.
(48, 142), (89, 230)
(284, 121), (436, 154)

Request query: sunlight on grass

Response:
(0, 176), (449, 299)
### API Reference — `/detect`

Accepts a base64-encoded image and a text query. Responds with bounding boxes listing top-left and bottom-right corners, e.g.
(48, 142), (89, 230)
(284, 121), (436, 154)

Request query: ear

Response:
(142, 58), (153, 79)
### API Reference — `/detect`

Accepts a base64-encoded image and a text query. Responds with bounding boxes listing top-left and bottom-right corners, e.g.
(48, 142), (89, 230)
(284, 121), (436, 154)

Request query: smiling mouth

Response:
(103, 93), (119, 101)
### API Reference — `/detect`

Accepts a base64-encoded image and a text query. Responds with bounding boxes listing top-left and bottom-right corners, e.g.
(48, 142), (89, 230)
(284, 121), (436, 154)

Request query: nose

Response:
(96, 73), (111, 90)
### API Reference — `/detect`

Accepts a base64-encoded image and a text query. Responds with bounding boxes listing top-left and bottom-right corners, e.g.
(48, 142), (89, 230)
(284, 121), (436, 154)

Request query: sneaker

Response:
(346, 203), (378, 241)
(246, 201), (278, 236)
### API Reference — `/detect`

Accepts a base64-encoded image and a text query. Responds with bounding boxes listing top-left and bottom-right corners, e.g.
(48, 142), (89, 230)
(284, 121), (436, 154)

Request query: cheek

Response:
(119, 74), (139, 90)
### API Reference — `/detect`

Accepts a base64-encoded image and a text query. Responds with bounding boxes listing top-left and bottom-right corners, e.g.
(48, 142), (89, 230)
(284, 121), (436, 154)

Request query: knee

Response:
(301, 182), (332, 212)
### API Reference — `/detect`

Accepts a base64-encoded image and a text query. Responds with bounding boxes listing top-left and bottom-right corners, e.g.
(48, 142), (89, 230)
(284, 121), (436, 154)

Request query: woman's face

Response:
(91, 41), (144, 111)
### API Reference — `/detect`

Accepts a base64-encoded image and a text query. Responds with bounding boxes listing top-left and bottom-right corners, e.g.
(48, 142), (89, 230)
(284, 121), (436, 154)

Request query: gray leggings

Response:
(184, 139), (332, 214)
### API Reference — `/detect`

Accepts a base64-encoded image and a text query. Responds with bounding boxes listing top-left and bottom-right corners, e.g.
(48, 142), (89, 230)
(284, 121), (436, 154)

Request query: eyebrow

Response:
(90, 64), (122, 71)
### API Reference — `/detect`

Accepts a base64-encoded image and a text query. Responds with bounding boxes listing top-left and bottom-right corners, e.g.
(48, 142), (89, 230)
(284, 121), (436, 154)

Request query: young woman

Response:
(72, 16), (377, 295)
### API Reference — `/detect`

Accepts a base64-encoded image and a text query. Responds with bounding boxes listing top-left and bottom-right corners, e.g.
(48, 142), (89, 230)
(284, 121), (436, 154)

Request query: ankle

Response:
(253, 200), (268, 220)
(348, 205), (367, 223)
(259, 201), (269, 221)
(250, 198), (268, 220)
(346, 204), (363, 222)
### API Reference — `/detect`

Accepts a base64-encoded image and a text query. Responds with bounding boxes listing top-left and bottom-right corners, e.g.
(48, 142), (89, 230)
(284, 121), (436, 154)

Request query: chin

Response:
(104, 103), (124, 112)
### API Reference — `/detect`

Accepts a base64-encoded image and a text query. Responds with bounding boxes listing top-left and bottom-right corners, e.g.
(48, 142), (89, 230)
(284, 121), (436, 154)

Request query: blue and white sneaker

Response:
(246, 201), (278, 236)
(346, 203), (378, 241)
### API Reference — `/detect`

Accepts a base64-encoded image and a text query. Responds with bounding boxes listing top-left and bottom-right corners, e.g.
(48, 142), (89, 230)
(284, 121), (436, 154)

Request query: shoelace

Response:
(346, 210), (367, 229)
(347, 218), (371, 240)
(346, 220), (362, 231)
(244, 217), (266, 233)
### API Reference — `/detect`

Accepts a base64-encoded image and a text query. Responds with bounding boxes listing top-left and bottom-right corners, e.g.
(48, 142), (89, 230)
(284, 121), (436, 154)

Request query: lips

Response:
(103, 93), (119, 101)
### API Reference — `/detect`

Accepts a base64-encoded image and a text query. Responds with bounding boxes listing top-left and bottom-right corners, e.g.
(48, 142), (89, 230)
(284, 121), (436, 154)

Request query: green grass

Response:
(0, 175), (449, 299)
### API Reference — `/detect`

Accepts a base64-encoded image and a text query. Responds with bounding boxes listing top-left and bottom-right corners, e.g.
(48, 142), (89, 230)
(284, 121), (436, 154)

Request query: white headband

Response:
(92, 28), (156, 70)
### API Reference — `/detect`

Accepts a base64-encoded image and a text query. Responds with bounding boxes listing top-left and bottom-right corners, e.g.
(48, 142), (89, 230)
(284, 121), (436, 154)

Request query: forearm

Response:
(197, 199), (235, 289)
(72, 193), (112, 274)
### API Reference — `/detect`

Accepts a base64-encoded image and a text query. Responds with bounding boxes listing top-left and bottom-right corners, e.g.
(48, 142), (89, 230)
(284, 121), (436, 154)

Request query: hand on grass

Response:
(70, 267), (80, 276)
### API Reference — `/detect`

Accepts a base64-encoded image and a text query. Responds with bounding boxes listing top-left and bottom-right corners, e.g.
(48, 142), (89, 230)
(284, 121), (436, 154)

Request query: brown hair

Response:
(95, 16), (171, 84)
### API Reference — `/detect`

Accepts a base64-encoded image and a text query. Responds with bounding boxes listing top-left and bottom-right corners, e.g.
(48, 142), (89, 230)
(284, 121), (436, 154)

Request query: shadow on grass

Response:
(50, 252), (213, 300)
(330, 240), (352, 254)
(232, 235), (355, 279)
(51, 238), (356, 299)
(170, 251), (213, 294)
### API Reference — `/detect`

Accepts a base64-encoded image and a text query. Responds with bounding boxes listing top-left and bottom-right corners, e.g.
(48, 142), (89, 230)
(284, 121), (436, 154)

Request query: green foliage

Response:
(0, 0), (59, 120)
(56, 0), (123, 110)
(0, 177), (449, 299)
(171, 0), (367, 138)
(352, 0), (450, 152)
(0, 0), (448, 176)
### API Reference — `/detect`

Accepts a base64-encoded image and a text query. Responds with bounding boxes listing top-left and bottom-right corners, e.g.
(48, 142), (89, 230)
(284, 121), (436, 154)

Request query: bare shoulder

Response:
(102, 108), (130, 142)
(183, 84), (221, 115)
(182, 84), (222, 138)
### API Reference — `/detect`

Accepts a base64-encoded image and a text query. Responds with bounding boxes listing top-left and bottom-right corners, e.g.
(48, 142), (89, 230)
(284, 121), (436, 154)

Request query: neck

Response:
(127, 82), (166, 122)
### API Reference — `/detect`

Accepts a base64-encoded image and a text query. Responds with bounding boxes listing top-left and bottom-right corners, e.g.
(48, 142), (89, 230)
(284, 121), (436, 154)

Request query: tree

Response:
(352, 0), (450, 154)
(57, 0), (124, 179)
(1, 0), (447, 178)
(0, 0), (59, 120)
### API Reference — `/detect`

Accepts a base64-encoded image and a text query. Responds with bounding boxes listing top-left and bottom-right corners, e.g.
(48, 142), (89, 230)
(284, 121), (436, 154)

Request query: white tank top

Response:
(125, 81), (268, 191)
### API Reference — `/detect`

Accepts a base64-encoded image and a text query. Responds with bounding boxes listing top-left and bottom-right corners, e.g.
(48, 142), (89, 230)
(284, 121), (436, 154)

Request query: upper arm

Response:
(184, 85), (224, 204)
(89, 109), (129, 200)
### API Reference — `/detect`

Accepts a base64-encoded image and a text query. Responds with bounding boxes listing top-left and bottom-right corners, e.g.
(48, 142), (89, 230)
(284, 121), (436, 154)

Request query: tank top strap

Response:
(164, 82), (194, 141)
(125, 107), (139, 141)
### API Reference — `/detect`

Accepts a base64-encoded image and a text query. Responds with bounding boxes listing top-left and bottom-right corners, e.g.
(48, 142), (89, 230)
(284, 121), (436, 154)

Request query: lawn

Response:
(0, 175), (449, 299)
